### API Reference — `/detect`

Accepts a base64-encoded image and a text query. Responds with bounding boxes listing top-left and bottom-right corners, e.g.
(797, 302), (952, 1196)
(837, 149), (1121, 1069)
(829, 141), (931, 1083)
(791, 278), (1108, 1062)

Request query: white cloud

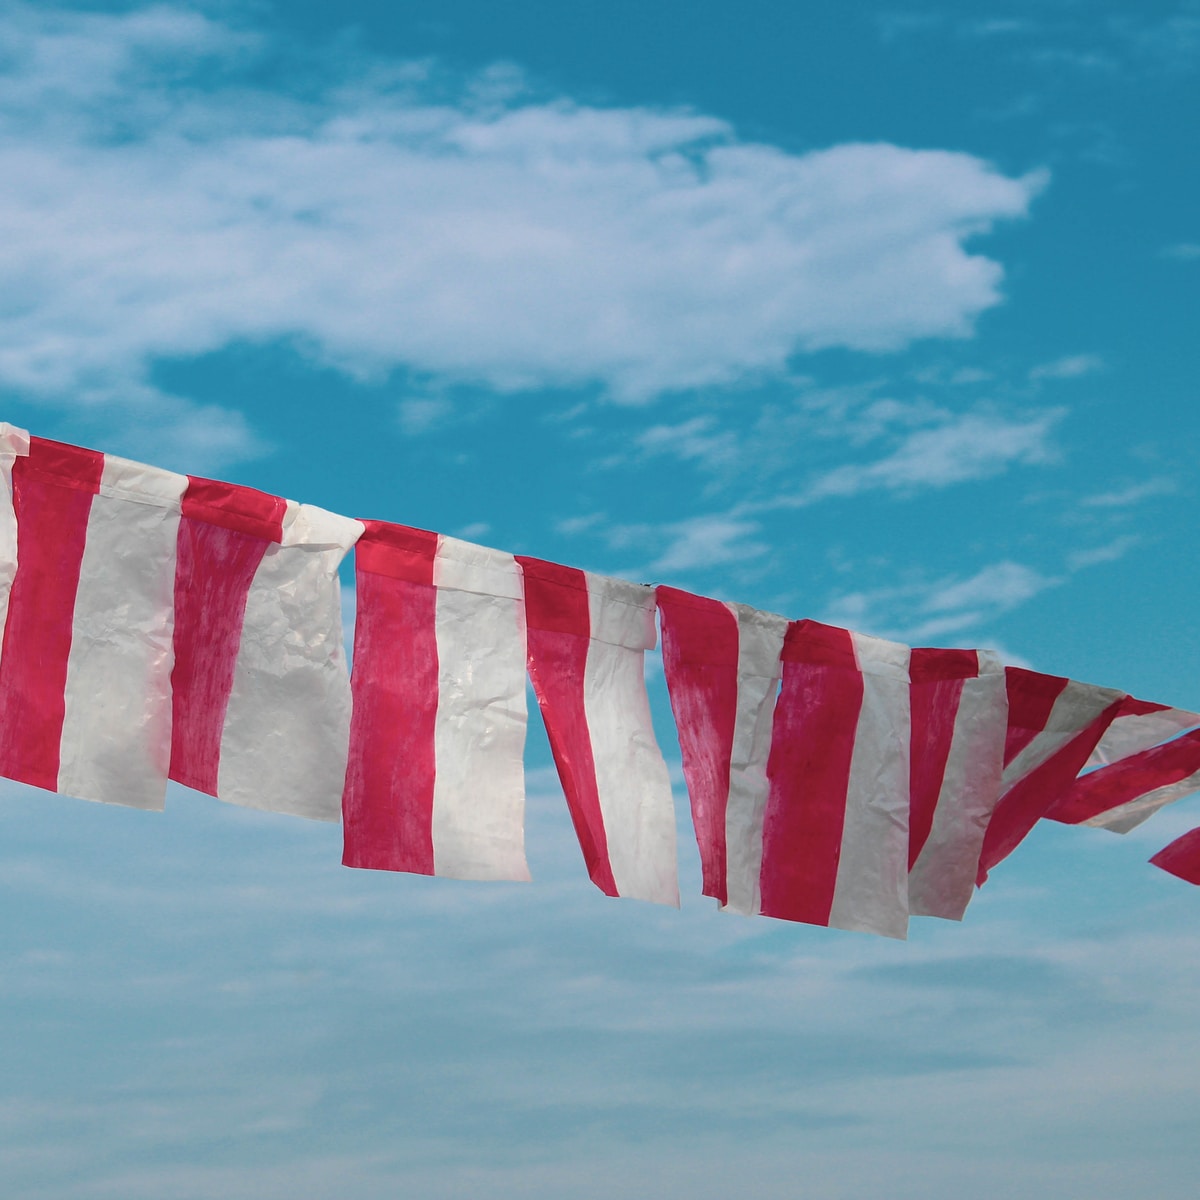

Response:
(790, 409), (1060, 505)
(1028, 353), (1105, 381)
(823, 560), (1058, 643)
(647, 515), (769, 575)
(0, 1), (1045, 443)
(1066, 535), (1140, 571)
(1161, 242), (1200, 261)
(633, 417), (740, 471)
(567, 512), (769, 579)
(1081, 478), (1176, 507)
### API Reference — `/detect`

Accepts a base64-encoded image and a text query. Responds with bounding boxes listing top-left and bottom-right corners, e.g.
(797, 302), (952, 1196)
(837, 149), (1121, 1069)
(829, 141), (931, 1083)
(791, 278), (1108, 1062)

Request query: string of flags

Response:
(2, 422), (1199, 937)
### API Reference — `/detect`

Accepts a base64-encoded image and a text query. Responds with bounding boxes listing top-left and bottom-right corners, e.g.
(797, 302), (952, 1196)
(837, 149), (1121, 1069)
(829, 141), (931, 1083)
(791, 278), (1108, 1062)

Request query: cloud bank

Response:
(0, 2), (1045, 429)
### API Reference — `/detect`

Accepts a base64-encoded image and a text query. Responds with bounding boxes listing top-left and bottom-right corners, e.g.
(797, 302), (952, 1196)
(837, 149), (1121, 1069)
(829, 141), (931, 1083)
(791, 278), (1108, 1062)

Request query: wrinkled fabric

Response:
(0, 435), (184, 810)
(908, 648), (1007, 921)
(977, 669), (1124, 884)
(658, 586), (786, 915)
(760, 621), (911, 939)
(343, 523), (530, 882)
(520, 558), (678, 906)
(170, 481), (362, 821)
(1048, 697), (1200, 833)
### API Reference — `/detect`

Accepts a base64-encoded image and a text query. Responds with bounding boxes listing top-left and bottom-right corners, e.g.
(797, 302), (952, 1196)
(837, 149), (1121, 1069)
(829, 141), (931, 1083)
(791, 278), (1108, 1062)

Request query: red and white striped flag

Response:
(0, 424), (28, 640)
(907, 648), (1007, 921)
(1150, 818), (1200, 885)
(168, 477), (362, 821)
(342, 523), (530, 881)
(0, 434), (186, 810)
(657, 586), (787, 916)
(518, 558), (678, 906)
(1045, 698), (1200, 833)
(976, 668), (1124, 883)
(760, 620), (911, 938)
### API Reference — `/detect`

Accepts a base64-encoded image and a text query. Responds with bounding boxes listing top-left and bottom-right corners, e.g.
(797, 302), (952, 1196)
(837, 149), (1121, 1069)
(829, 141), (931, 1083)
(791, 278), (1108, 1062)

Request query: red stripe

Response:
(0, 439), (104, 791)
(977, 696), (1124, 884)
(1046, 728), (1200, 825)
(909, 648), (976, 868)
(1150, 826), (1200, 886)
(180, 476), (286, 541)
(1112, 697), (1171, 719)
(759, 620), (863, 926)
(657, 586), (739, 905)
(517, 557), (617, 897)
(342, 524), (439, 874)
(1003, 668), (1069, 766)
(168, 478), (287, 795)
(354, 520), (441, 582)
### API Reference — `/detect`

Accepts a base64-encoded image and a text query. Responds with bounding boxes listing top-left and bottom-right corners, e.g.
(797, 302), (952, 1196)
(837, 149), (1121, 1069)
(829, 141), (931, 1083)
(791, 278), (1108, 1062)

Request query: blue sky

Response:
(1, 1), (1199, 1195)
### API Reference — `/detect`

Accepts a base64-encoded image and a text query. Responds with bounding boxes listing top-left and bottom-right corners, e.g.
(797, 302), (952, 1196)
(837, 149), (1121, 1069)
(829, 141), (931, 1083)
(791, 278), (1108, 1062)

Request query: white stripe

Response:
(582, 573), (678, 906)
(1086, 707), (1200, 768)
(1001, 679), (1122, 789)
(217, 503), (363, 820)
(57, 455), (186, 810)
(430, 537), (530, 881)
(829, 632), (911, 939)
(908, 650), (1007, 920)
(722, 603), (787, 917)
(0, 424), (29, 681)
(1084, 770), (1200, 833)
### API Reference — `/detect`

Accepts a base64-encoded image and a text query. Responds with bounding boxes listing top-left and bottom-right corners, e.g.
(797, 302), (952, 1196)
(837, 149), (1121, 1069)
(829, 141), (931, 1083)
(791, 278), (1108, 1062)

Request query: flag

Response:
(1150, 823), (1200, 885)
(907, 648), (1007, 921)
(657, 585), (787, 915)
(976, 668), (1124, 883)
(760, 620), (911, 939)
(169, 476), (362, 820)
(0, 434), (185, 810)
(342, 523), (530, 881)
(0, 424), (29, 641)
(517, 558), (678, 906)
(1045, 698), (1200, 832)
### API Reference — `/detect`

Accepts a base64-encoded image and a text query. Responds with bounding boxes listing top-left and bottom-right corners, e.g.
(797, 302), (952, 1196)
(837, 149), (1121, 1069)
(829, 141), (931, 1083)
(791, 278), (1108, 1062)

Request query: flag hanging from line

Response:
(0, 433), (185, 810)
(169, 478), (362, 821)
(907, 647), (1008, 921)
(759, 620), (912, 939)
(342, 522), (531, 881)
(657, 585), (787, 916)
(518, 558), (678, 907)
(1151, 824), (1200, 885)
(1045, 698), (1200, 833)
(3, 419), (1199, 910)
(976, 668), (1124, 884)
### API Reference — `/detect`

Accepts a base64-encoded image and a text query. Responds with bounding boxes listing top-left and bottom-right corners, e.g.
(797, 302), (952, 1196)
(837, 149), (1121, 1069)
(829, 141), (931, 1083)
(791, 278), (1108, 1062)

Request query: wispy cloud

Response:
(1081, 478), (1176, 508)
(0, 0), (1044, 453)
(578, 513), (770, 580)
(1028, 354), (1105, 382)
(823, 560), (1059, 643)
(1066, 535), (1140, 571)
(777, 409), (1060, 507)
(1161, 242), (1200, 261)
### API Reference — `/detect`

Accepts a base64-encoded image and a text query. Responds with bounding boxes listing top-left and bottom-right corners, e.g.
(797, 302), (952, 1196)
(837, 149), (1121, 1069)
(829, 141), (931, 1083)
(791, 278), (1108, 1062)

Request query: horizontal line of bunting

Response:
(1, 420), (1199, 936)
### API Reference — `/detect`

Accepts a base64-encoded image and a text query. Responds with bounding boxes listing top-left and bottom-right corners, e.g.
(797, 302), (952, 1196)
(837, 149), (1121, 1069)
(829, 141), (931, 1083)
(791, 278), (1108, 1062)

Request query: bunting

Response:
(976, 669), (1124, 884)
(1, 419), (1198, 929)
(168, 479), (362, 821)
(658, 585), (787, 916)
(759, 621), (911, 939)
(907, 648), (1007, 921)
(519, 559), (678, 907)
(0, 434), (184, 809)
(342, 523), (530, 881)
